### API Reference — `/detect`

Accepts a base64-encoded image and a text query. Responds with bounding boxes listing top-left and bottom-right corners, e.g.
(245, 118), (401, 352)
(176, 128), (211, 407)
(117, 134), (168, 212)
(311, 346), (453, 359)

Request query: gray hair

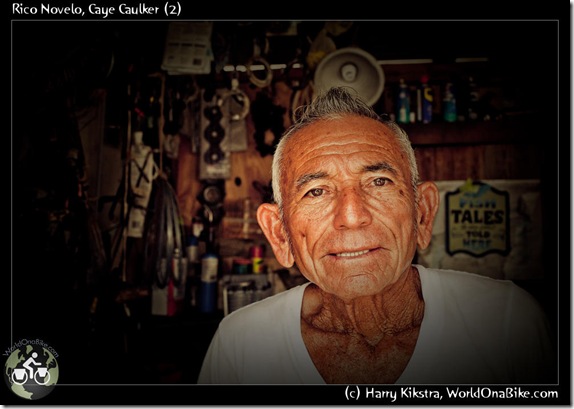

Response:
(271, 86), (420, 212)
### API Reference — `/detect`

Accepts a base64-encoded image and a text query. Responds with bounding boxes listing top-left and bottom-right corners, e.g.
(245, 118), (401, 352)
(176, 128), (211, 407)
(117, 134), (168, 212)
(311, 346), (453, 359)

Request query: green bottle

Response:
(443, 82), (457, 123)
(396, 78), (410, 124)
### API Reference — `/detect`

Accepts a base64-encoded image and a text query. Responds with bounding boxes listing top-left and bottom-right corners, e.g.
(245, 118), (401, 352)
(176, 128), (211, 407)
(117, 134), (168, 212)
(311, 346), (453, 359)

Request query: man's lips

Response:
(328, 247), (381, 258)
(335, 249), (369, 257)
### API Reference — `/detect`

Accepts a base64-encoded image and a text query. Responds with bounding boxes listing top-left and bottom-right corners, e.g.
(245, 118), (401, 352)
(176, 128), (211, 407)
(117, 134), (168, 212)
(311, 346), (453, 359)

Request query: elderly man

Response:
(197, 87), (555, 384)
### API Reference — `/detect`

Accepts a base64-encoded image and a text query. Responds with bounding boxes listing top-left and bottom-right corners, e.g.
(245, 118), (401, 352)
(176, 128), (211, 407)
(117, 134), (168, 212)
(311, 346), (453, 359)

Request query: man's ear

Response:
(256, 203), (294, 268)
(416, 181), (440, 250)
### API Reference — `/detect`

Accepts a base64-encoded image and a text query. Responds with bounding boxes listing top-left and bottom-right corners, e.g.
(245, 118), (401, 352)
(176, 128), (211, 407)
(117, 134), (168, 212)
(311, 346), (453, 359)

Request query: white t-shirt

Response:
(197, 265), (555, 384)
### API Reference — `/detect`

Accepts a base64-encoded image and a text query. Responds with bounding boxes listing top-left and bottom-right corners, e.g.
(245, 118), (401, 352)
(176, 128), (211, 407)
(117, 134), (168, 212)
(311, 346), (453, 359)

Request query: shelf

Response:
(403, 116), (545, 147)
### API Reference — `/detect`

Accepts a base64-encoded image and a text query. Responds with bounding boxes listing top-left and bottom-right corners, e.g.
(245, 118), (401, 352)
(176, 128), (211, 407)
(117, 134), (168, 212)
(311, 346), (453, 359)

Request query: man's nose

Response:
(333, 187), (373, 229)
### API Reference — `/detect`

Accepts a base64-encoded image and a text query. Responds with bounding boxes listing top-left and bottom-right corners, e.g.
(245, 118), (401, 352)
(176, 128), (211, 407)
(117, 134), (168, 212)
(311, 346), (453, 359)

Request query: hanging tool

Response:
(245, 38), (273, 89)
(143, 175), (186, 289)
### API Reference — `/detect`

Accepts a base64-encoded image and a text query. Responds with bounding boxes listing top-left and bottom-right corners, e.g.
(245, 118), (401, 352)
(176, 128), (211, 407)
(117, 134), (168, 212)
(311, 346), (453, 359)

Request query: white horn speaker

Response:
(313, 47), (385, 106)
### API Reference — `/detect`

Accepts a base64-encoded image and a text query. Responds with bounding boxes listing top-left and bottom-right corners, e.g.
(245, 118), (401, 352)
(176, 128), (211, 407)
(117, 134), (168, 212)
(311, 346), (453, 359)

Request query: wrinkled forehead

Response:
(282, 116), (408, 174)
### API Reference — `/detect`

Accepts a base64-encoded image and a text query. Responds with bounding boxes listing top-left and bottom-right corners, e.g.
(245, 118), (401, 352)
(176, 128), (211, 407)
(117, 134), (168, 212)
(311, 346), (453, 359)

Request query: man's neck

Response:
(302, 266), (424, 346)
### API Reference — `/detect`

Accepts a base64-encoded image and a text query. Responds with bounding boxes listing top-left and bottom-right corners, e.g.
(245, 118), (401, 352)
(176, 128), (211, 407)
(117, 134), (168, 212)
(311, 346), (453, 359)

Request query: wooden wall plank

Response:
(415, 144), (541, 182)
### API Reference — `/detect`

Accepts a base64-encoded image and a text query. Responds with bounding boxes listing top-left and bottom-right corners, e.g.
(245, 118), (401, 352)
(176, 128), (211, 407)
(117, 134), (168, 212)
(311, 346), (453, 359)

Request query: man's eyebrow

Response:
(295, 171), (329, 191)
(294, 162), (397, 192)
(363, 161), (398, 176)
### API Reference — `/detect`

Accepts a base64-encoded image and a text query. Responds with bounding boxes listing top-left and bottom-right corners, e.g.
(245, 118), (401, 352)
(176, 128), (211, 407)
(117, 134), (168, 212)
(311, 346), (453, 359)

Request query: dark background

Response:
(7, 6), (570, 405)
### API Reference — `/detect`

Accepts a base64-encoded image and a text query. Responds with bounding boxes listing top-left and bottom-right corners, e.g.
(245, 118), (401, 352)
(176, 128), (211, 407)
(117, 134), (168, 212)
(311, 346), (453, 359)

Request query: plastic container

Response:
(199, 253), (219, 313)
(443, 82), (457, 123)
(396, 79), (410, 124)
(467, 76), (479, 121)
(250, 245), (265, 274)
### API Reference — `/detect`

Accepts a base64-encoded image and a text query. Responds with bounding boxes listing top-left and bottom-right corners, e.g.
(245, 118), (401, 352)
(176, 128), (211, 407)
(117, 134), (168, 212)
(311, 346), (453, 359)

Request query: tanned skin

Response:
(257, 115), (439, 383)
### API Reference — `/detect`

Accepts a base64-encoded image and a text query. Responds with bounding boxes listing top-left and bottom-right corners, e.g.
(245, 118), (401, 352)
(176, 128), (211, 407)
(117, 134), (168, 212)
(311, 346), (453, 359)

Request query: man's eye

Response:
(373, 177), (390, 186)
(306, 188), (324, 197)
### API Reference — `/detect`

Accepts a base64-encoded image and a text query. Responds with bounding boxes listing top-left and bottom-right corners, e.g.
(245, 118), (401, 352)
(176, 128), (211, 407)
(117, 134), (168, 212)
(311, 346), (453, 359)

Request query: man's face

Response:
(280, 116), (420, 301)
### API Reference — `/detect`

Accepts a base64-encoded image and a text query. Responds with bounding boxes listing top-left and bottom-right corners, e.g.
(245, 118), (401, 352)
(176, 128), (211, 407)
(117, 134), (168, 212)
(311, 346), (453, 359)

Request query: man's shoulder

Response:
(417, 264), (533, 303)
(419, 265), (515, 289)
(219, 282), (308, 330)
(417, 265), (540, 310)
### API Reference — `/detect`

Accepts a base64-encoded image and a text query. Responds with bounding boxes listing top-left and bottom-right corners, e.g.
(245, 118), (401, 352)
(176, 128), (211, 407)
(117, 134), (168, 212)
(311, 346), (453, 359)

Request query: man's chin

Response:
(328, 274), (389, 302)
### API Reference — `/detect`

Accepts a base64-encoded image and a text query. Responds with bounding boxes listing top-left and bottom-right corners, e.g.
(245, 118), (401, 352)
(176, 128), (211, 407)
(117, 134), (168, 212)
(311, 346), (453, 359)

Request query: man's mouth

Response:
(334, 249), (371, 258)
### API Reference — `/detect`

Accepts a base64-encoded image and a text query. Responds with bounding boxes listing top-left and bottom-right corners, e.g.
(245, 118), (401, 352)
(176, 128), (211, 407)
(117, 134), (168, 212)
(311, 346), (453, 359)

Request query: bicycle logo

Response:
(11, 352), (51, 386)
(4, 343), (59, 400)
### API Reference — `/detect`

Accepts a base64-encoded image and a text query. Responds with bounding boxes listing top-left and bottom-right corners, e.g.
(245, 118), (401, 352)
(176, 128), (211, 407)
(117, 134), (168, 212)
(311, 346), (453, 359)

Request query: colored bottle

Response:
(396, 79), (410, 124)
(421, 75), (433, 124)
(185, 235), (200, 309)
(199, 253), (218, 313)
(443, 82), (457, 123)
(467, 76), (479, 121)
(250, 244), (265, 274)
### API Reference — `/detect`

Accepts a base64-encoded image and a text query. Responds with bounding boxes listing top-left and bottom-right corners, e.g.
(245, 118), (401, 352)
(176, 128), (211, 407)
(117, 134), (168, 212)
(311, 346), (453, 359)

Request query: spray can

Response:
(421, 75), (433, 124)
(199, 253), (218, 313)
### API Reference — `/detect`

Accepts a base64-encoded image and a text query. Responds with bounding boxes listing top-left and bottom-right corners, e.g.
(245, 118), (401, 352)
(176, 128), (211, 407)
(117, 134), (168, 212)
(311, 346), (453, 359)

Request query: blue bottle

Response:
(421, 75), (433, 124)
(199, 253), (218, 313)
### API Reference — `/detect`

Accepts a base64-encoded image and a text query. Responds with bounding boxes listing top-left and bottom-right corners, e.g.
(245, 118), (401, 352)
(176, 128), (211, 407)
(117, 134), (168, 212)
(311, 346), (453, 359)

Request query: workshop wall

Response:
(11, 19), (559, 386)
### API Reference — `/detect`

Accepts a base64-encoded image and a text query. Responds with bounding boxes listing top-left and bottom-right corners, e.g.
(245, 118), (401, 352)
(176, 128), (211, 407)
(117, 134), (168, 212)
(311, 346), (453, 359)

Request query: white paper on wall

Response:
(161, 22), (214, 75)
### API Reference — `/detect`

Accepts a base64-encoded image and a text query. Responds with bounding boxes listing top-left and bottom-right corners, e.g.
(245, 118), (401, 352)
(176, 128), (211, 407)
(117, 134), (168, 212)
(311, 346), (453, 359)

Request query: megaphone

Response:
(313, 47), (385, 106)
